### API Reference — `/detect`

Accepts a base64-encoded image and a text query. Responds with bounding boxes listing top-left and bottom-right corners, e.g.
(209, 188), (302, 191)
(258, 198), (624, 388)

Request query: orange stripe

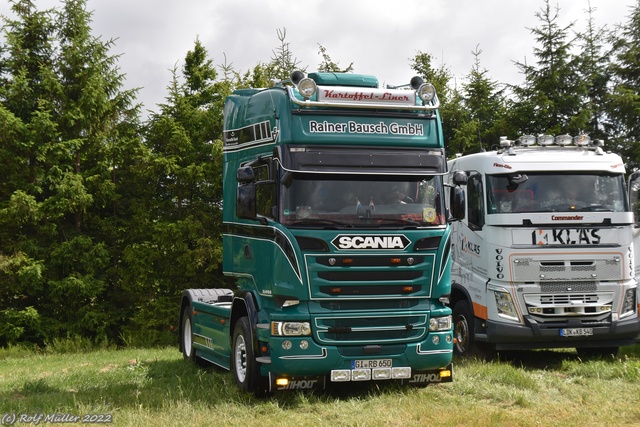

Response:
(472, 302), (488, 320)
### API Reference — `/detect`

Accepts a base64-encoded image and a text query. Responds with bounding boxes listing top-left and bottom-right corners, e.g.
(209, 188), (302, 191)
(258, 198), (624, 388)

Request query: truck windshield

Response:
(486, 172), (628, 213)
(280, 174), (445, 228)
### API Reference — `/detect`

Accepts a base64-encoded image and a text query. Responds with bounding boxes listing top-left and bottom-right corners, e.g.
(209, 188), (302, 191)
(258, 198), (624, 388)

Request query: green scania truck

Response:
(178, 71), (464, 394)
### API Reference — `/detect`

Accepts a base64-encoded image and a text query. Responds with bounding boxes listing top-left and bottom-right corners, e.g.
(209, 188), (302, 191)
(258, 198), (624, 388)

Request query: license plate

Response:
(560, 328), (593, 337)
(352, 359), (392, 369)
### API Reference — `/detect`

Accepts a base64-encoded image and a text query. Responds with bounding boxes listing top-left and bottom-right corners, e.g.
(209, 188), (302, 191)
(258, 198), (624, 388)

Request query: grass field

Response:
(1, 342), (640, 427)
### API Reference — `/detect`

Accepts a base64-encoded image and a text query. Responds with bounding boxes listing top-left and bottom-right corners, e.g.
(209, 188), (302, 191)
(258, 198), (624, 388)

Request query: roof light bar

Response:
(505, 133), (602, 149)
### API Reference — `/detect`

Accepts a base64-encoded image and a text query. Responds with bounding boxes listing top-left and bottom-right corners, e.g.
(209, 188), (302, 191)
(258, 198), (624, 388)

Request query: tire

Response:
(576, 347), (619, 359)
(453, 300), (475, 357)
(181, 305), (196, 362)
(231, 316), (260, 393)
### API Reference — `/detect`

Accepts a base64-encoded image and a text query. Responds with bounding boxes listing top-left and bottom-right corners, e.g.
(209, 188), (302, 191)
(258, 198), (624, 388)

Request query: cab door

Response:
(629, 172), (640, 282)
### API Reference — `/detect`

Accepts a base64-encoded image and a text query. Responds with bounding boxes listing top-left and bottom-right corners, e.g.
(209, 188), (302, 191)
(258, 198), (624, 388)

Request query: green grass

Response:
(1, 344), (640, 426)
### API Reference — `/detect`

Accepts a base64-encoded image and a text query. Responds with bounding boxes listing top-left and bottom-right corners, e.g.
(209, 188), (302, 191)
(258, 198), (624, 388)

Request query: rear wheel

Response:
(453, 300), (475, 357)
(231, 316), (260, 393)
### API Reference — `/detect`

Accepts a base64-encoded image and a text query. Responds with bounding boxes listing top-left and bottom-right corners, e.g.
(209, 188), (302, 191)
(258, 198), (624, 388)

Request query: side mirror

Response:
(452, 170), (467, 186)
(237, 166), (256, 219)
(237, 183), (256, 220)
(450, 187), (465, 221)
(629, 171), (640, 225)
(237, 166), (255, 184)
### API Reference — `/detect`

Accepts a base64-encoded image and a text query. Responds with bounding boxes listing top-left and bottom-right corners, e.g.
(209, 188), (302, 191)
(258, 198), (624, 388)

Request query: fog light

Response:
(372, 368), (392, 380)
(446, 334), (452, 344)
(300, 340), (309, 350)
(331, 370), (351, 382)
(282, 340), (292, 350)
(275, 378), (289, 387)
(392, 367), (411, 379)
(432, 335), (440, 345)
(351, 369), (371, 381)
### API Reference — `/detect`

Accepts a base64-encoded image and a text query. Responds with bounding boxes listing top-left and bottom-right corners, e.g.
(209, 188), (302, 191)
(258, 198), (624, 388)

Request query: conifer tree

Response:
(510, 0), (586, 135)
(607, 0), (640, 169)
(0, 0), (141, 345)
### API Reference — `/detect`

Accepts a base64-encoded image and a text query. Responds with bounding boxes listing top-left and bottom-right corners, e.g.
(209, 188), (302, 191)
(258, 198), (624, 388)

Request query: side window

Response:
(254, 163), (276, 218)
(467, 172), (485, 230)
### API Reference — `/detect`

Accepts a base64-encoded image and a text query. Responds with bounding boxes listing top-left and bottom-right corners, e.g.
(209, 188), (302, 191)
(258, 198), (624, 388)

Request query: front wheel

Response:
(231, 316), (260, 393)
(452, 300), (475, 357)
(181, 305), (196, 362)
(576, 347), (619, 359)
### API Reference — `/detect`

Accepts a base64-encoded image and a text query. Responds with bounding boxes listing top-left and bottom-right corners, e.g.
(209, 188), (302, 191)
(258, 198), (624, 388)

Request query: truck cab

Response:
(447, 135), (640, 357)
(179, 71), (462, 393)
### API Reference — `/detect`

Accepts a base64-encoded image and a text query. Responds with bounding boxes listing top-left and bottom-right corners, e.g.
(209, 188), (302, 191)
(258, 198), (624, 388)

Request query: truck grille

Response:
(523, 292), (614, 318)
(313, 314), (428, 345)
(307, 254), (435, 299)
(511, 258), (622, 282)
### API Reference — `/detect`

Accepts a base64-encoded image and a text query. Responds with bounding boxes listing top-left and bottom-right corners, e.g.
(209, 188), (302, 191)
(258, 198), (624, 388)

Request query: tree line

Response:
(1, 0), (639, 348)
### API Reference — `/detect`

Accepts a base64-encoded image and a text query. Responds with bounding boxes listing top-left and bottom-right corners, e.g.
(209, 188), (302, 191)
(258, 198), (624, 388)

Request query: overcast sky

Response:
(0, 0), (636, 116)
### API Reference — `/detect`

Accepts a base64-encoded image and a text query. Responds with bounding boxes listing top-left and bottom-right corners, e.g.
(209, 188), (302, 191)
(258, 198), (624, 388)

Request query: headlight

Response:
(621, 288), (636, 316)
(296, 78), (317, 99)
(428, 315), (452, 332)
(494, 291), (519, 321)
(271, 321), (311, 336)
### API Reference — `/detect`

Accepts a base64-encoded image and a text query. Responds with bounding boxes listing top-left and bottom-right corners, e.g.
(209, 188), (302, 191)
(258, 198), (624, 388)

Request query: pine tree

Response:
(0, 0), (141, 345)
(510, 0), (586, 135)
(133, 38), (227, 344)
(607, 0), (640, 169)
(574, 2), (612, 141)
(458, 45), (509, 153)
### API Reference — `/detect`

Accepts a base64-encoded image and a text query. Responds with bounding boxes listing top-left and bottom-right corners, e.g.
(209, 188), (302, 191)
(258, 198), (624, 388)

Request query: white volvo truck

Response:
(446, 134), (640, 357)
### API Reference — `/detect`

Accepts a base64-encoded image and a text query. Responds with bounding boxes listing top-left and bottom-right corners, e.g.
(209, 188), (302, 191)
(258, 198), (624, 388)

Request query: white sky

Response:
(0, 0), (636, 116)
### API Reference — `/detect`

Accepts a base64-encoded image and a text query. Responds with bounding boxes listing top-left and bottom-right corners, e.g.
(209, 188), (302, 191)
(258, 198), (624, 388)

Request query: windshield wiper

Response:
(576, 205), (613, 212)
(361, 217), (421, 227)
(288, 218), (353, 228)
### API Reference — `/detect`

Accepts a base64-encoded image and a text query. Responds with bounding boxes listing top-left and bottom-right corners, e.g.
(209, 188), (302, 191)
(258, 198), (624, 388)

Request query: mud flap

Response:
(268, 374), (327, 392)
(400, 363), (454, 385)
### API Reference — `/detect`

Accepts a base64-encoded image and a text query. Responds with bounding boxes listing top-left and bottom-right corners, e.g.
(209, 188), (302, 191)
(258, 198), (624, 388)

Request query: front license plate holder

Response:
(351, 359), (392, 369)
(560, 328), (593, 337)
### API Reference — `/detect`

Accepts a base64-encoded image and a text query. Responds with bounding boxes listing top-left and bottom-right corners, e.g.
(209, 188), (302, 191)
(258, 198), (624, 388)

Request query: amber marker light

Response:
(390, 258), (402, 265)
(342, 258), (353, 265)
(403, 286), (414, 293)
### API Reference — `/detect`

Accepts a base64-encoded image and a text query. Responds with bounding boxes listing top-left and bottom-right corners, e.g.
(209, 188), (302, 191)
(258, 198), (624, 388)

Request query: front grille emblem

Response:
(329, 258), (336, 266)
